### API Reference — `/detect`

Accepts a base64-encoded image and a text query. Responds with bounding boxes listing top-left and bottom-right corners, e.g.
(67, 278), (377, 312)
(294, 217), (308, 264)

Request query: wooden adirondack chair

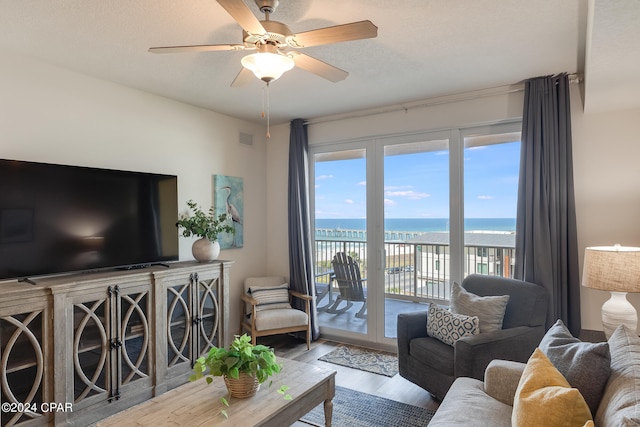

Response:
(327, 252), (367, 319)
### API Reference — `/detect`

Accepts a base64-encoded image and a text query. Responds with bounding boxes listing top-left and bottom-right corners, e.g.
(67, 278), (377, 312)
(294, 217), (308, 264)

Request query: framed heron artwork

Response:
(213, 175), (244, 249)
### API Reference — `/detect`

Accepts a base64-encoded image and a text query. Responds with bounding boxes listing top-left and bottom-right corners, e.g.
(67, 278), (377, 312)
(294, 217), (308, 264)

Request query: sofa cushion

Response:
(595, 325), (640, 426)
(512, 348), (592, 427)
(429, 377), (513, 427)
(249, 283), (291, 311)
(539, 319), (610, 415)
(426, 303), (479, 346)
(451, 281), (509, 333)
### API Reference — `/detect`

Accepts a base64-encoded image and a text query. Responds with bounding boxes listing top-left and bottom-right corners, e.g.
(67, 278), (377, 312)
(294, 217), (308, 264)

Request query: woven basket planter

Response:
(223, 373), (260, 398)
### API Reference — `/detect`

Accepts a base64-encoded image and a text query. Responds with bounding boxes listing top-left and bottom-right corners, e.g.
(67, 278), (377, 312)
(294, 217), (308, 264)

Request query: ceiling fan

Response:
(149, 0), (378, 86)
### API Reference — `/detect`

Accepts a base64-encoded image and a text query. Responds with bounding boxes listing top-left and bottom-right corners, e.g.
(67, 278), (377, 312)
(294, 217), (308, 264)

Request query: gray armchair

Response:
(397, 274), (548, 401)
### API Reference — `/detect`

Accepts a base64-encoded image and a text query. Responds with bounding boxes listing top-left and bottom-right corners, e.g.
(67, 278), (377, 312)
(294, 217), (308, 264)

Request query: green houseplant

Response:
(176, 200), (235, 261)
(189, 334), (290, 417)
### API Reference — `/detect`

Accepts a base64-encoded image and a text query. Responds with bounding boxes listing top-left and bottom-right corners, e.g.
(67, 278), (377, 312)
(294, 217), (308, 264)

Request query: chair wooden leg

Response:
(325, 296), (353, 314)
(355, 301), (367, 319)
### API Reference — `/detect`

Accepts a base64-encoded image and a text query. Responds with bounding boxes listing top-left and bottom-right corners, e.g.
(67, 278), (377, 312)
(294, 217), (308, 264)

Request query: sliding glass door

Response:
(312, 145), (369, 339)
(311, 122), (521, 347)
(382, 138), (450, 340)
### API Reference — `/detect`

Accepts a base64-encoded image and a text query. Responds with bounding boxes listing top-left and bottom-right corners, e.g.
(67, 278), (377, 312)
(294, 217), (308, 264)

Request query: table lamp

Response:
(582, 244), (640, 338)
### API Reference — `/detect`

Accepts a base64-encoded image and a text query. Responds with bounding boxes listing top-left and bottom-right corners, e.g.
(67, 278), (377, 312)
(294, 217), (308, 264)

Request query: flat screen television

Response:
(0, 159), (179, 281)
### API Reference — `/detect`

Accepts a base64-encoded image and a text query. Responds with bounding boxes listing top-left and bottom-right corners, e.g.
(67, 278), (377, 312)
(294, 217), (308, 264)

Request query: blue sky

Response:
(315, 141), (520, 219)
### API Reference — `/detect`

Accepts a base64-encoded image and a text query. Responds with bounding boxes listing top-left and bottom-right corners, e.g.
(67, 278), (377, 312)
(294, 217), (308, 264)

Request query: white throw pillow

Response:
(450, 281), (509, 333)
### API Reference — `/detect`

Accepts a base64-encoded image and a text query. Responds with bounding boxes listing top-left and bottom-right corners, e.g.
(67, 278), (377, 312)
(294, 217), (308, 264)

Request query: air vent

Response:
(239, 132), (254, 146)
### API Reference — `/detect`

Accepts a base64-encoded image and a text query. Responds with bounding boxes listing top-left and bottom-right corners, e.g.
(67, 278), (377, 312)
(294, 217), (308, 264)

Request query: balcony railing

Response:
(315, 234), (516, 303)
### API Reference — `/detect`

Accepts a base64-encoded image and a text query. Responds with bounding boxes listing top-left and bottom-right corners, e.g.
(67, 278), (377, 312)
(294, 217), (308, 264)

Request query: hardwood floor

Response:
(259, 334), (439, 420)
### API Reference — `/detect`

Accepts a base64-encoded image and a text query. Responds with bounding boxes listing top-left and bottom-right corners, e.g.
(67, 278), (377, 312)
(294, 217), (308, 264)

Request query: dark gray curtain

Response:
(514, 73), (581, 335)
(288, 118), (320, 340)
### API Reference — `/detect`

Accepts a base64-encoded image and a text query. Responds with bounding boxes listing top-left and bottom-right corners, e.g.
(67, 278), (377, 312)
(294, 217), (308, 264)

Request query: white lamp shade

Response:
(582, 245), (640, 292)
(582, 245), (640, 338)
(241, 51), (294, 83)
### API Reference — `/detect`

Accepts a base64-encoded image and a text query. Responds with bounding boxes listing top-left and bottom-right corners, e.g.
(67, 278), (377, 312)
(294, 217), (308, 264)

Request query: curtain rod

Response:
(305, 74), (581, 126)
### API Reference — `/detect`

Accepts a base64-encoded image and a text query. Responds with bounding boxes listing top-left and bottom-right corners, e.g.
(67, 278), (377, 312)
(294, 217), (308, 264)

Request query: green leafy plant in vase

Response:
(189, 334), (291, 418)
(176, 200), (235, 261)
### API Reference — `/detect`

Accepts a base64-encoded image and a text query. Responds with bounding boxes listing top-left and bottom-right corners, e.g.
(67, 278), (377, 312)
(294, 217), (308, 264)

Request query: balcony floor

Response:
(317, 295), (432, 338)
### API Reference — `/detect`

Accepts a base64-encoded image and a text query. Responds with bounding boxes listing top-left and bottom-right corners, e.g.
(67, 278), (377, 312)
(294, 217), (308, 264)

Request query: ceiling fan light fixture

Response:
(241, 44), (294, 83)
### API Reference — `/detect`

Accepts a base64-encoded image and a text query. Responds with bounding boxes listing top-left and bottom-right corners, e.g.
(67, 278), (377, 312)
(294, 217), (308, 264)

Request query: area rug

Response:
(300, 386), (434, 427)
(318, 345), (399, 377)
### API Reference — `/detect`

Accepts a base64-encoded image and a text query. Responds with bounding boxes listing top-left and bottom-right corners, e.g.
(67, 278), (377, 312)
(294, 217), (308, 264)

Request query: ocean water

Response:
(315, 218), (516, 233)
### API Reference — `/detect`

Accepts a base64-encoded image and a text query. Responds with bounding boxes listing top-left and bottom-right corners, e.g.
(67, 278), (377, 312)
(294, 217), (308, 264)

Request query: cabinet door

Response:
(0, 307), (49, 427)
(166, 279), (193, 371)
(153, 262), (230, 392)
(70, 290), (112, 407)
(157, 267), (223, 390)
(193, 271), (221, 357)
(114, 285), (152, 399)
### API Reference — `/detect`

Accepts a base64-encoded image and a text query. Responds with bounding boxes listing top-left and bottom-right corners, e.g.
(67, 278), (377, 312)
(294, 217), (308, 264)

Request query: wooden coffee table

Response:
(97, 357), (336, 426)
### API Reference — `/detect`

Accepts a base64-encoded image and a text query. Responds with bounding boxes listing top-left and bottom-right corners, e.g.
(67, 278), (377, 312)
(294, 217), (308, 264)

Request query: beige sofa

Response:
(429, 324), (640, 426)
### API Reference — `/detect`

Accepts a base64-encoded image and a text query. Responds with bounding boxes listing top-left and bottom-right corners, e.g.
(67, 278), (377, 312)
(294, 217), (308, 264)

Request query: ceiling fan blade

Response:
(231, 67), (255, 87)
(290, 52), (348, 83)
(217, 0), (266, 35)
(149, 44), (245, 53)
(291, 20), (378, 48)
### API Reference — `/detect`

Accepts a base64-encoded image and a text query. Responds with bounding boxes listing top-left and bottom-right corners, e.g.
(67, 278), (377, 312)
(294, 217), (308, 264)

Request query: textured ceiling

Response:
(1, 0), (638, 125)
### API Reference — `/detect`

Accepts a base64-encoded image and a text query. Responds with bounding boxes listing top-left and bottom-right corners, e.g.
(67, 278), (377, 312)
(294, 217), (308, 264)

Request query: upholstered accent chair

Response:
(397, 274), (548, 401)
(240, 276), (312, 350)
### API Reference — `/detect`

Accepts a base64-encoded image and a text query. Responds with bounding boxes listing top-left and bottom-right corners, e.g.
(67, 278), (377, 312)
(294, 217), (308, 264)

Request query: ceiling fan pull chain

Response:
(266, 82), (271, 139)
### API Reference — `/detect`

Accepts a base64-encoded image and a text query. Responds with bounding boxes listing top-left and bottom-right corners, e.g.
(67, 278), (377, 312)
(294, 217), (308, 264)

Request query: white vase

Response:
(192, 238), (220, 262)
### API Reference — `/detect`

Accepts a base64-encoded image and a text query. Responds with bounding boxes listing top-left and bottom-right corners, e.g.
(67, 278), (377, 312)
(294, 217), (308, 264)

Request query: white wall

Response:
(572, 88), (640, 330)
(265, 123), (291, 276)
(266, 83), (640, 333)
(0, 50), (268, 335)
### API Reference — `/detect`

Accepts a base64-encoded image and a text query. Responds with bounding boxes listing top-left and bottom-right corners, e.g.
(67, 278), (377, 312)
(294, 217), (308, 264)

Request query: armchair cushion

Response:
(253, 308), (308, 331)
(249, 283), (291, 311)
(410, 336), (454, 375)
(539, 319), (610, 415)
(427, 303), (479, 346)
(454, 326), (545, 380)
(451, 281), (509, 333)
(512, 349), (592, 427)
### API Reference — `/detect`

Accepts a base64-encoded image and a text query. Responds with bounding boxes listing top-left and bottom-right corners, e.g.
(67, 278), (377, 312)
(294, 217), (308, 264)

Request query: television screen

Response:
(0, 159), (179, 281)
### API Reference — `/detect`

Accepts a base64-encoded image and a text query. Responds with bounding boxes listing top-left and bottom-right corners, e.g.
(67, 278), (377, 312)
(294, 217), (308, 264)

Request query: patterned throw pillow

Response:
(450, 281), (509, 333)
(249, 283), (291, 311)
(426, 303), (479, 346)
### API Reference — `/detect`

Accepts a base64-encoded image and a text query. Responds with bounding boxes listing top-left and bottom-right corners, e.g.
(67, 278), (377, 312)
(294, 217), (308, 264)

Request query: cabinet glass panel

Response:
(1, 311), (46, 426)
(166, 283), (191, 367)
(73, 299), (108, 402)
(197, 277), (220, 355)
(119, 291), (150, 384)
